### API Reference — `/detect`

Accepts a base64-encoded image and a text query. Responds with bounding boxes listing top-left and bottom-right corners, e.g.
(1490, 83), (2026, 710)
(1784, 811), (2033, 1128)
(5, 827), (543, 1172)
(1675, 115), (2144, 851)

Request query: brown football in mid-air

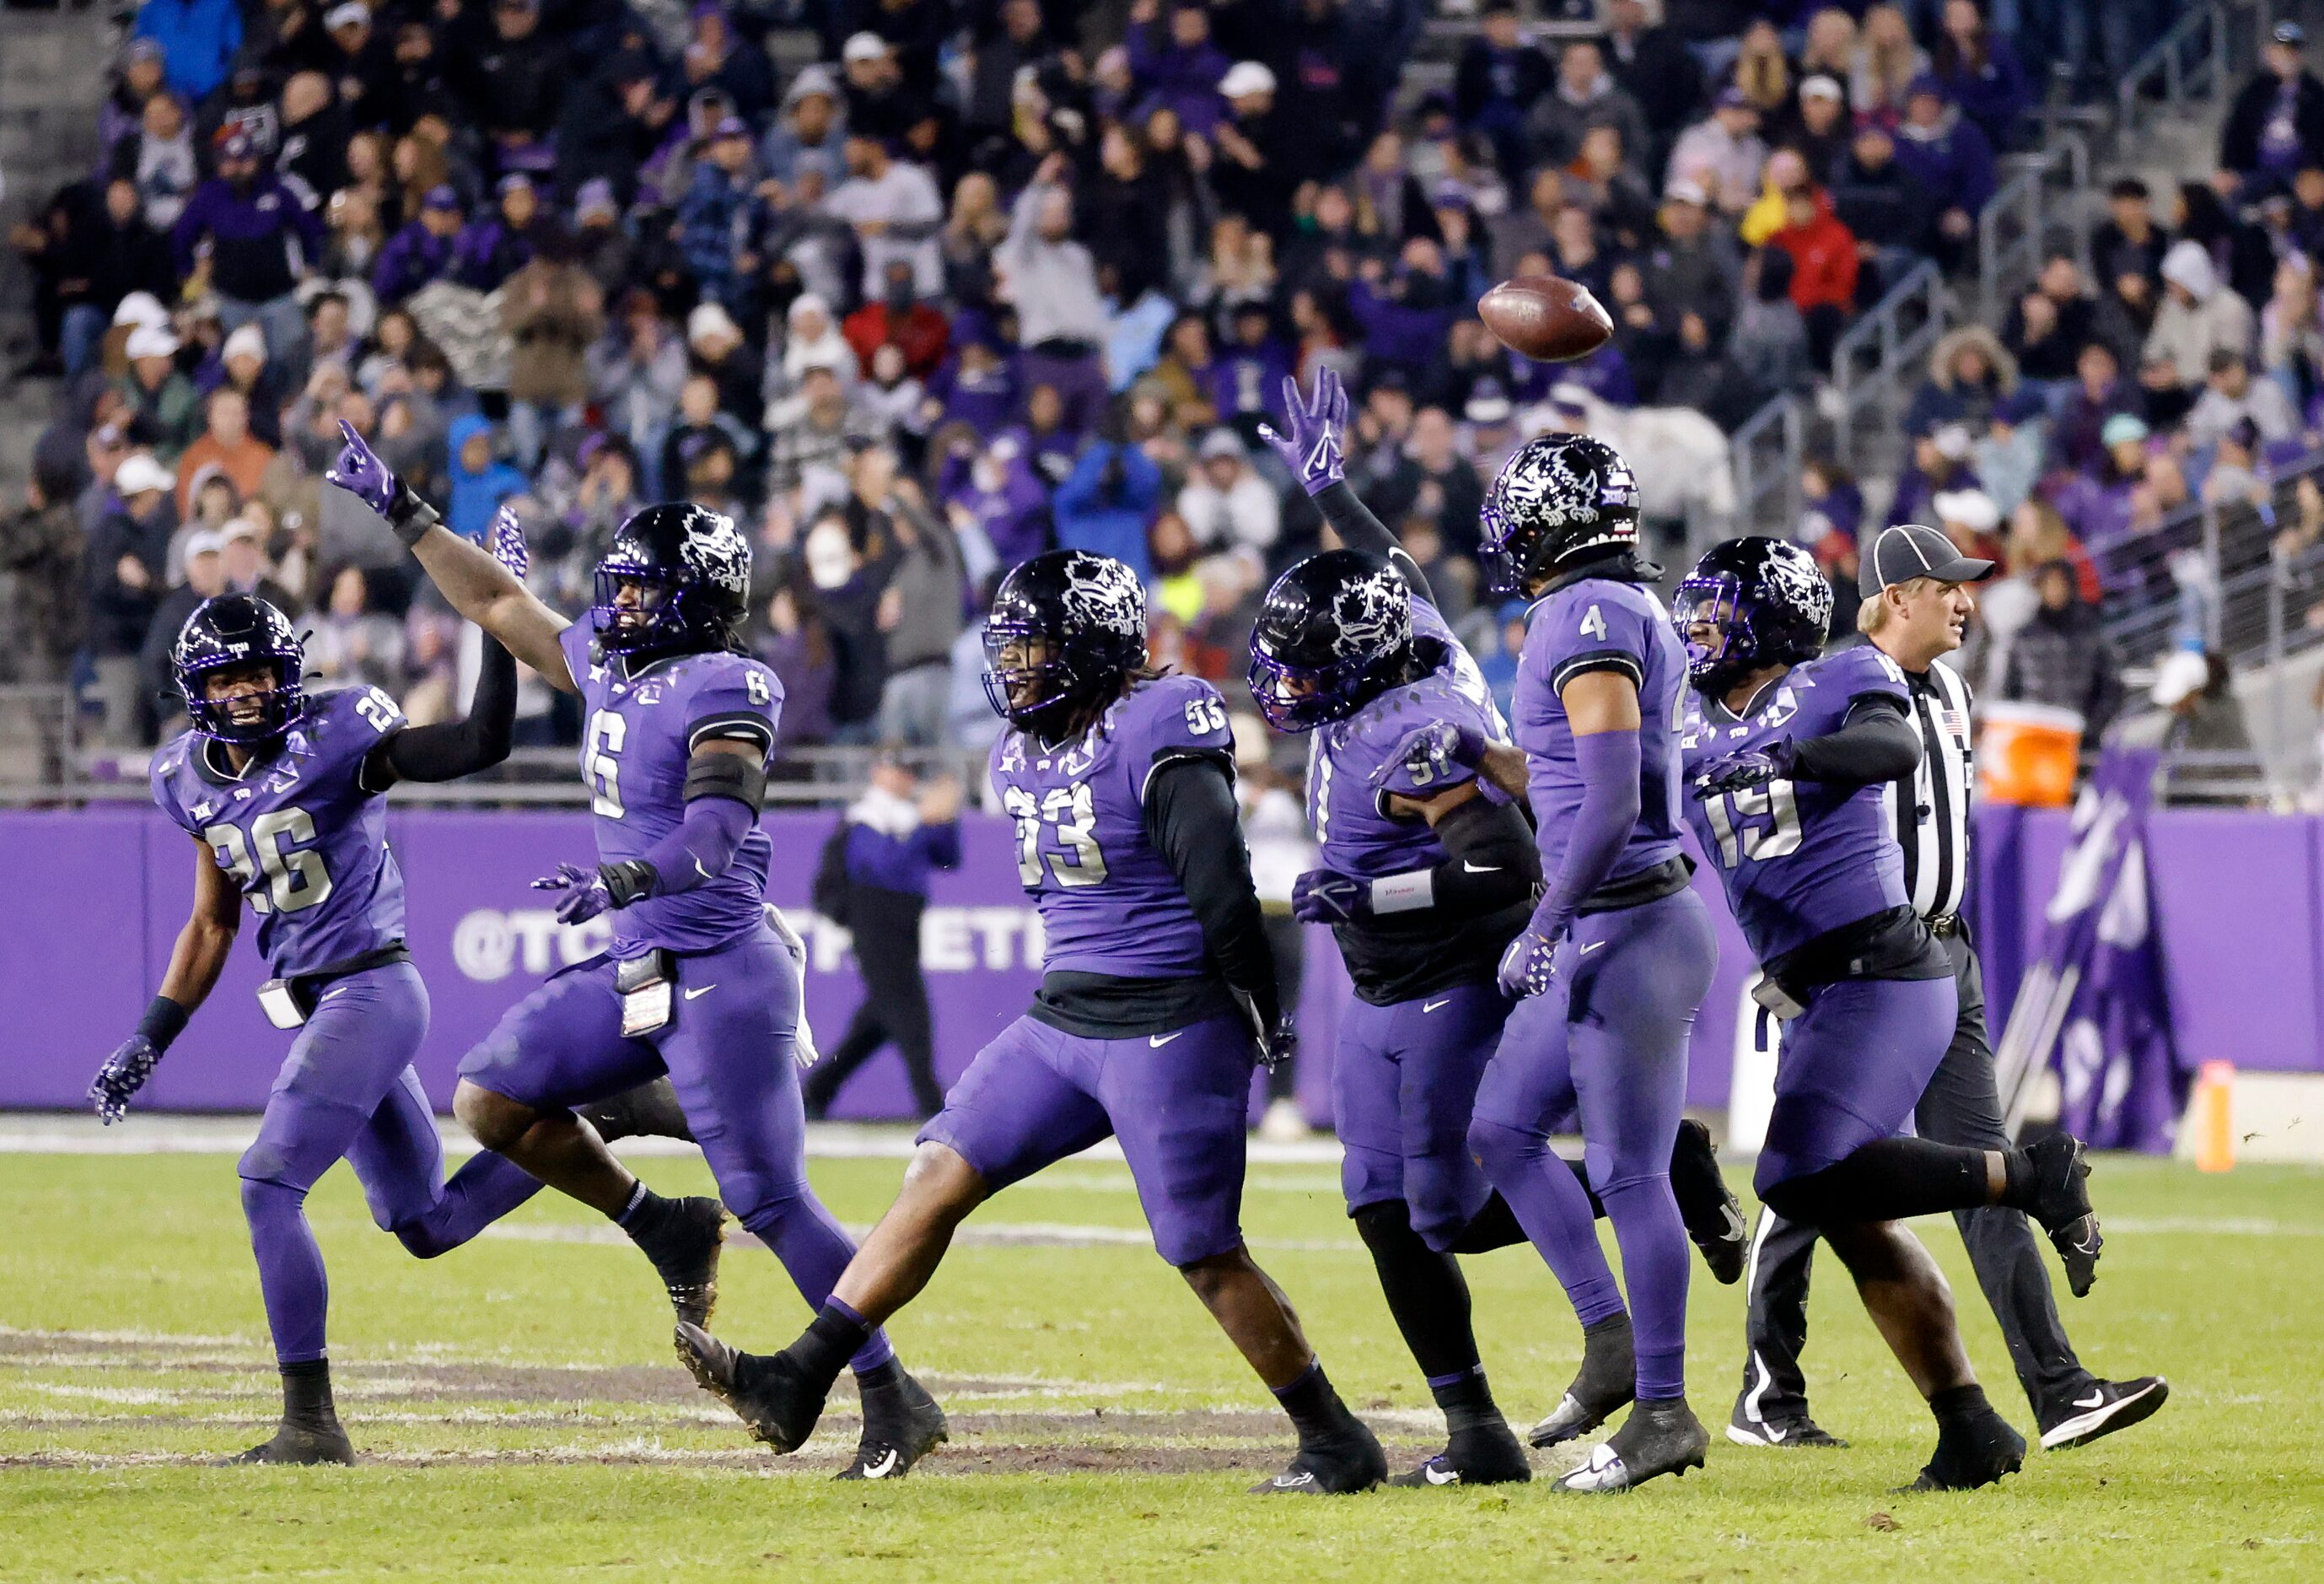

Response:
(1477, 274), (1614, 362)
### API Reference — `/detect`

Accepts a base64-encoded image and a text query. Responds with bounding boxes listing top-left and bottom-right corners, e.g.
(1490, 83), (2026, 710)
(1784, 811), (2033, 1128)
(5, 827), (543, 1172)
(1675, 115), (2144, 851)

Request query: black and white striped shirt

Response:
(1884, 656), (1976, 922)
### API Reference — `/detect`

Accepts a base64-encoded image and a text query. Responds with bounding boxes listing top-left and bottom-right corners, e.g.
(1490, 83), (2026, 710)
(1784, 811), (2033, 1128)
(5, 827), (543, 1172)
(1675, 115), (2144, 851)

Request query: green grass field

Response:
(2, 1138), (2319, 1581)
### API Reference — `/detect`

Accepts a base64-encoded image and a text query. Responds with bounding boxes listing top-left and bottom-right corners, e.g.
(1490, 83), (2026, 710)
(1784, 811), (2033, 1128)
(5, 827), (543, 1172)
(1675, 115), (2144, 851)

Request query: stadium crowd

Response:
(1, 0), (2291, 770)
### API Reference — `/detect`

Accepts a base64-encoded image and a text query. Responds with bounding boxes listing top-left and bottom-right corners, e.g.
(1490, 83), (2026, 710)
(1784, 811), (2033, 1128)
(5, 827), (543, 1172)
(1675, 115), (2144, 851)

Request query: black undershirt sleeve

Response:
(1787, 694), (1921, 788)
(1311, 480), (1437, 607)
(366, 636), (519, 789)
(1143, 754), (1281, 1037)
(1412, 791), (1542, 914)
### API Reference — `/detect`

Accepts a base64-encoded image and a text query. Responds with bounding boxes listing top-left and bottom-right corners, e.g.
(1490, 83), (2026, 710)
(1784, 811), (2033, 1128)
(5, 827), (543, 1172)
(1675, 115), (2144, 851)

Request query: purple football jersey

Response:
(1512, 578), (1688, 886)
(558, 624), (782, 959)
(151, 685), (410, 978)
(1678, 642), (1913, 962)
(992, 672), (1234, 978)
(1310, 602), (1507, 881)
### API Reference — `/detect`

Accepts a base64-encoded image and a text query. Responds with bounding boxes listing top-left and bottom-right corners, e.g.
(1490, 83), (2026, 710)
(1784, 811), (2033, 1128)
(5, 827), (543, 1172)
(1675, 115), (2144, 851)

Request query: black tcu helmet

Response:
(982, 549), (1149, 728)
(590, 503), (751, 660)
(1672, 536), (1834, 695)
(174, 593), (307, 745)
(1247, 549), (1416, 731)
(1477, 432), (1642, 595)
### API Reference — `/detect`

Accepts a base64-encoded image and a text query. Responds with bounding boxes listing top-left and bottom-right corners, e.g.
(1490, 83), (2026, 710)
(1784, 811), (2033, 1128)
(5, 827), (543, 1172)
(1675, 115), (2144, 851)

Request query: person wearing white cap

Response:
(764, 63), (848, 189)
(121, 324), (202, 461)
(87, 452), (177, 744)
(2144, 238), (2256, 393)
(1175, 427), (1279, 555)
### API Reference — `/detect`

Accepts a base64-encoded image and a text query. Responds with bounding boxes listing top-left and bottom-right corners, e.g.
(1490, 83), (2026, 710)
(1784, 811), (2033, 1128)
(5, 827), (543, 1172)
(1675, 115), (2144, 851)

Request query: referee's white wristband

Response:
(1370, 870), (1435, 915)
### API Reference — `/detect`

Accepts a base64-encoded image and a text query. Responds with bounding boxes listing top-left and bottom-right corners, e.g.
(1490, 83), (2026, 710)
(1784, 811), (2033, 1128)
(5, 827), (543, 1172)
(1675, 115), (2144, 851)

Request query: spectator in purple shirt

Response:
(1891, 75), (1994, 269)
(371, 185), (464, 304)
(1126, 0), (1233, 138)
(944, 434), (1051, 573)
(170, 132), (323, 374)
(1208, 304), (1295, 423)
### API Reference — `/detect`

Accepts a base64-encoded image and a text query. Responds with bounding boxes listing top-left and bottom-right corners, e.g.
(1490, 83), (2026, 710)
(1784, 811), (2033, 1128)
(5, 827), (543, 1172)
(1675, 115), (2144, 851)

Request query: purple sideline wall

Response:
(4, 807), (2316, 1116)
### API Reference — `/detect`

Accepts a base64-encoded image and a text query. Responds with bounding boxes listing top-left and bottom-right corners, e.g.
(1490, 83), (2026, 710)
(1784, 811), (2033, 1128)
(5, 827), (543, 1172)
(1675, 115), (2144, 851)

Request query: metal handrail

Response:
(2115, 0), (2275, 138)
(1977, 131), (2093, 324)
(1728, 392), (1808, 536)
(1829, 259), (1953, 468)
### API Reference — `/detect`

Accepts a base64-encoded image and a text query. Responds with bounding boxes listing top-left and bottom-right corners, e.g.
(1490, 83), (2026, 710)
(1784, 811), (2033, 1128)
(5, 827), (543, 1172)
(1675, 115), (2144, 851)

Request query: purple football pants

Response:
(921, 1010), (1258, 1268)
(1755, 973), (1959, 1197)
(1467, 887), (1719, 1400)
(459, 927), (890, 1371)
(236, 962), (543, 1364)
(1333, 981), (1506, 1250)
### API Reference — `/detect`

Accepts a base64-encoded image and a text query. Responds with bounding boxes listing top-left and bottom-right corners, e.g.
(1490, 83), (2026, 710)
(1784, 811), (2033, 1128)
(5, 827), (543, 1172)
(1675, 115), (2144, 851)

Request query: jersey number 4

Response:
(205, 809), (333, 913)
(1701, 780), (1803, 868)
(1002, 783), (1109, 888)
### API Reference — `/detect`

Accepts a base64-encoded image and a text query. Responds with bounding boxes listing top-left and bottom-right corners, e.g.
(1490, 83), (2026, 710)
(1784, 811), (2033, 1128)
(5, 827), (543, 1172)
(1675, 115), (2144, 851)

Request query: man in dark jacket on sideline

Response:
(802, 759), (964, 1121)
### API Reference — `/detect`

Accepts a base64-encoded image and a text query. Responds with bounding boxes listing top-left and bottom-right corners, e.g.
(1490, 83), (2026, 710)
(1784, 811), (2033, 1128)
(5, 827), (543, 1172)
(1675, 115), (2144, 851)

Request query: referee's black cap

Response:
(1859, 523), (1997, 597)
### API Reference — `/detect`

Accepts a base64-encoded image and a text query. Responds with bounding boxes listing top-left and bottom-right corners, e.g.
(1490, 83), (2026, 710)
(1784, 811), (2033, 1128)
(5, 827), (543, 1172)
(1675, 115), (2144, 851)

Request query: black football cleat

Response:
(1529, 1312), (1635, 1447)
(627, 1195), (727, 1329)
(1385, 1420), (1532, 1488)
(579, 1079), (696, 1143)
(1670, 1119), (1749, 1285)
(1251, 1424), (1388, 1495)
(841, 1367), (950, 1480)
(224, 1419), (356, 1466)
(2039, 1376), (2169, 1451)
(675, 1323), (826, 1453)
(1900, 1405), (2025, 1491)
(1554, 1398), (1709, 1492)
(1725, 1407), (1848, 1449)
(2024, 1134), (2103, 1296)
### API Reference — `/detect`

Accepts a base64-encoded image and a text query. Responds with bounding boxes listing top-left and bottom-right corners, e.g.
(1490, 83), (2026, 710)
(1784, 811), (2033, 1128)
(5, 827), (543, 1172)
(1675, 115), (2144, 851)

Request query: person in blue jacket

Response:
(1053, 428), (1163, 585)
(135, 0), (242, 105)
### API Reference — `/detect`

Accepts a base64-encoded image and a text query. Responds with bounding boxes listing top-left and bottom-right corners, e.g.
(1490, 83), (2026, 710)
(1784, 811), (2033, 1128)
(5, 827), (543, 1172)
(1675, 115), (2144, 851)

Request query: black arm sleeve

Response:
(1418, 791), (1543, 913)
(1311, 480), (1436, 607)
(1788, 695), (1921, 788)
(1143, 755), (1281, 1036)
(367, 636), (519, 788)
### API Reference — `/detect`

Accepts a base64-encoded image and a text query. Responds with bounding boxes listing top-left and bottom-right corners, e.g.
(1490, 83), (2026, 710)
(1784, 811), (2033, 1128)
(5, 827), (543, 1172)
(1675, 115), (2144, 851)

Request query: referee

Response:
(1727, 524), (2166, 1454)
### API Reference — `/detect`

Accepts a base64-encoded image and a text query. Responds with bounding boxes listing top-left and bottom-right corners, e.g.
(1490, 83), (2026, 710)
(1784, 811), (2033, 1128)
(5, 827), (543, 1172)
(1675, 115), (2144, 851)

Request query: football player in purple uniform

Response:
(1671, 535), (2106, 1490)
(324, 427), (945, 1480)
(1388, 432), (1723, 1492)
(90, 569), (554, 1462)
(1248, 373), (1746, 1489)
(674, 549), (1390, 1495)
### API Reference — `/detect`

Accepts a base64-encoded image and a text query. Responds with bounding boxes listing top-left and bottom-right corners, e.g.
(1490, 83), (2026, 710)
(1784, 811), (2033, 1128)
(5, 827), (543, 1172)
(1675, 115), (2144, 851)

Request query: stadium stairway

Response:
(0, 3), (118, 498)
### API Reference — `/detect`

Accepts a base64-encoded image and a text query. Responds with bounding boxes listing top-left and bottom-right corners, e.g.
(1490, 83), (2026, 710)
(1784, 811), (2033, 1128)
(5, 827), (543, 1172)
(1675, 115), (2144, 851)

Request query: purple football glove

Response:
(1691, 740), (1796, 798)
(88, 1032), (162, 1124)
(1496, 927), (1562, 999)
(1291, 868), (1369, 924)
(324, 419), (399, 515)
(1256, 367), (1348, 497)
(487, 504), (530, 580)
(533, 861), (615, 925)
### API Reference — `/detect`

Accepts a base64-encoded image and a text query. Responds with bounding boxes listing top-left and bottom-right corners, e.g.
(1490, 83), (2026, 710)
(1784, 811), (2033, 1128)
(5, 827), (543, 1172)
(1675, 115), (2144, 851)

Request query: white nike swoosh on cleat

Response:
(684, 985), (717, 999)
(1271, 1471), (1315, 1489)
(2073, 1389), (2106, 1409)
(1423, 999), (1453, 1013)
(861, 1448), (901, 1479)
(2039, 1378), (2165, 1451)
(1423, 1463), (1461, 1485)
(1719, 1204), (1749, 1240)
(1462, 860), (1502, 873)
(1556, 1444), (1629, 1491)
(1150, 1032), (1184, 1048)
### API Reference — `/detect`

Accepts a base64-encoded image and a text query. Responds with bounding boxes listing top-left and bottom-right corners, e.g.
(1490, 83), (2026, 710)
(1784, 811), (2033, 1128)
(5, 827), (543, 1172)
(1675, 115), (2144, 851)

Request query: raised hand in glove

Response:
(1256, 367), (1349, 497)
(1496, 927), (1563, 1000)
(324, 419), (400, 515)
(89, 1033), (163, 1124)
(1290, 868), (1369, 924)
(487, 504), (530, 580)
(1691, 740), (1795, 798)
